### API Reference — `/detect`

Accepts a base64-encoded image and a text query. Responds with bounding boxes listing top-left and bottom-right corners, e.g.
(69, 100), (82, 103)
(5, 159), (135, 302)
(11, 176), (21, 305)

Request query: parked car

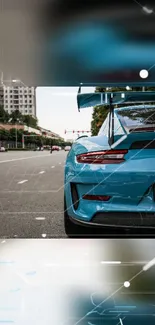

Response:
(64, 104), (155, 237)
(0, 147), (7, 152)
(64, 146), (71, 151)
(36, 146), (44, 151)
(52, 146), (59, 151)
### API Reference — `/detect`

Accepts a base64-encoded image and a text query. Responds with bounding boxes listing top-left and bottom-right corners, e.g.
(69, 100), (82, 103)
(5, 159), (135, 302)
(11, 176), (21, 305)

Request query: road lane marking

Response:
(17, 180), (28, 184)
(39, 171), (45, 174)
(35, 217), (46, 220)
(0, 154), (51, 164)
(59, 163), (61, 165)
(51, 166), (55, 168)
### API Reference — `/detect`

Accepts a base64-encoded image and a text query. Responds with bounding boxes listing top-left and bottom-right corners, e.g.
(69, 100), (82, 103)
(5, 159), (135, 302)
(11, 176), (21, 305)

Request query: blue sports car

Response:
(64, 91), (155, 237)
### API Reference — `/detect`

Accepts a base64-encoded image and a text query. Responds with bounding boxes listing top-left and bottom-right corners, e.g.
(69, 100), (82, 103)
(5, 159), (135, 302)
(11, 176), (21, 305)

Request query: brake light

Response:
(76, 150), (128, 164)
(83, 195), (111, 201)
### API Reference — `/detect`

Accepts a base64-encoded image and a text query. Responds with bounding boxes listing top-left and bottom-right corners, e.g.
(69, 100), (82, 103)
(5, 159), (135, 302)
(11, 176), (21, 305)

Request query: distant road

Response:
(0, 150), (67, 238)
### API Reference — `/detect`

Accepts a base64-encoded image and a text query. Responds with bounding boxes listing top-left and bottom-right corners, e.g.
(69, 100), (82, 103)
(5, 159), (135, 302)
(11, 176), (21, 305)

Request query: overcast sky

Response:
(36, 87), (95, 139)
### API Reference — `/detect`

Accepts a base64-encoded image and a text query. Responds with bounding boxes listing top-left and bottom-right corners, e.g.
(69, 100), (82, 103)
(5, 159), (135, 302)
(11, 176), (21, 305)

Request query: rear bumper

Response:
(68, 212), (155, 231)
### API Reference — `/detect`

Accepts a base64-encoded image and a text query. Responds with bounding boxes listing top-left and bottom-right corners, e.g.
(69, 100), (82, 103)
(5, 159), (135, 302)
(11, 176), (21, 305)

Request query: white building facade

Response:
(2, 85), (36, 117)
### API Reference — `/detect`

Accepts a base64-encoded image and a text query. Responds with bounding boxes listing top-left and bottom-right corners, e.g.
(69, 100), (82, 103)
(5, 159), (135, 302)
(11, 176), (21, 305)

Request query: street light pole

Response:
(22, 134), (25, 149)
(16, 123), (18, 148)
(9, 117), (20, 149)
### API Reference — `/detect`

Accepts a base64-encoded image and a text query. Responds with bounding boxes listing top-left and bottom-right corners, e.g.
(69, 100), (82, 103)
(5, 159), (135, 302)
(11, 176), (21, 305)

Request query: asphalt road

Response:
(0, 150), (68, 238)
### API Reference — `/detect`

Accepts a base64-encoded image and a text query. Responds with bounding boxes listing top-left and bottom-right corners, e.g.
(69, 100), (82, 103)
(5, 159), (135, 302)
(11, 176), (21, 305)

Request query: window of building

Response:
(29, 110), (32, 113)
(10, 105), (13, 108)
(5, 105), (8, 108)
(10, 95), (12, 98)
(25, 110), (27, 113)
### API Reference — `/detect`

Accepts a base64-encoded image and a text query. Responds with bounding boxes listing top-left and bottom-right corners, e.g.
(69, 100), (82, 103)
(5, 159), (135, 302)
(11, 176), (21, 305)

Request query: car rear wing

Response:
(77, 88), (155, 146)
(77, 91), (155, 110)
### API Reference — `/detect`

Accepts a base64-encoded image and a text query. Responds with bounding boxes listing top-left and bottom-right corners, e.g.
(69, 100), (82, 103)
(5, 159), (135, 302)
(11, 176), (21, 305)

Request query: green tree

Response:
(23, 115), (38, 128)
(9, 110), (23, 124)
(0, 105), (9, 123)
(0, 129), (10, 141)
(9, 128), (17, 141)
(91, 105), (109, 136)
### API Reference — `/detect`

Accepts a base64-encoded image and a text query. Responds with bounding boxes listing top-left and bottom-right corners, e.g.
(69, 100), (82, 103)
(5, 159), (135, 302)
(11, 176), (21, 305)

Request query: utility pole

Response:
(16, 124), (18, 148)
(22, 134), (25, 149)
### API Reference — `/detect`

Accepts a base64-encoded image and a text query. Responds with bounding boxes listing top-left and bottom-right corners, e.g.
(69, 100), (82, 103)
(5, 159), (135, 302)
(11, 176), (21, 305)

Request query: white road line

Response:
(35, 217), (46, 220)
(39, 171), (45, 174)
(59, 163), (61, 165)
(51, 166), (55, 168)
(18, 180), (28, 184)
(0, 154), (51, 164)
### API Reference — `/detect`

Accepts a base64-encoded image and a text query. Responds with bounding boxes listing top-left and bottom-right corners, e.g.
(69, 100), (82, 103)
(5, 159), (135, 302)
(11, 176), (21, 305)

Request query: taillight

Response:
(76, 150), (128, 164)
(83, 195), (111, 201)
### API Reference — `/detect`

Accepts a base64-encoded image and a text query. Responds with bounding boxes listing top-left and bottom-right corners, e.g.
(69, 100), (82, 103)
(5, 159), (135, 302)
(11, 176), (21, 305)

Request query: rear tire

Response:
(64, 195), (86, 238)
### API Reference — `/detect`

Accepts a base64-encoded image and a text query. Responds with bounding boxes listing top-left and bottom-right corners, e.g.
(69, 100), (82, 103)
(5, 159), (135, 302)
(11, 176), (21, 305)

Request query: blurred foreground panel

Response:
(1, 0), (155, 86)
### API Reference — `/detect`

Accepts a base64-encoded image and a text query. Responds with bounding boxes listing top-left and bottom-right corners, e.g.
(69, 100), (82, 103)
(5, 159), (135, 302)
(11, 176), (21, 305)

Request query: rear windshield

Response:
(117, 107), (155, 128)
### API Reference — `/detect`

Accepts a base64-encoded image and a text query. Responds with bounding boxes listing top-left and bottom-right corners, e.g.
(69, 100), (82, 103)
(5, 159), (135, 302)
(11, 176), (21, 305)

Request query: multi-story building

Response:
(39, 126), (64, 140)
(0, 85), (36, 117)
(0, 86), (4, 107)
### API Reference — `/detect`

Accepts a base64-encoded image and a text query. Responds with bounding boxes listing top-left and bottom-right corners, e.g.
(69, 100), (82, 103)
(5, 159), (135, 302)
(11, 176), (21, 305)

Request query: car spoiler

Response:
(77, 90), (155, 110)
(77, 88), (155, 146)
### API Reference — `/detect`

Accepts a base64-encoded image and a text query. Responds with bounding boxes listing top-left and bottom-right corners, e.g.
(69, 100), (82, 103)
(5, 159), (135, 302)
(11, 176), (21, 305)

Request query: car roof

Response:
(115, 104), (155, 112)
